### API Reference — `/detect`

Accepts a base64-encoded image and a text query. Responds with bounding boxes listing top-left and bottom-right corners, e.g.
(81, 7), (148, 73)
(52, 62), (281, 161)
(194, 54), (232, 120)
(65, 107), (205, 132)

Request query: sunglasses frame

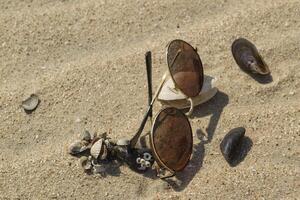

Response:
(130, 40), (201, 177)
(165, 39), (204, 116)
(149, 107), (193, 178)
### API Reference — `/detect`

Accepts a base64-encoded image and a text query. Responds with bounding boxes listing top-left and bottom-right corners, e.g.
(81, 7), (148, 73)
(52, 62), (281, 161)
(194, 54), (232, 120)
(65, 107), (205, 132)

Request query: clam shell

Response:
(79, 156), (92, 170)
(220, 127), (246, 164)
(90, 139), (104, 159)
(116, 138), (130, 146)
(68, 140), (89, 155)
(22, 94), (40, 111)
(231, 38), (270, 75)
(81, 130), (91, 142)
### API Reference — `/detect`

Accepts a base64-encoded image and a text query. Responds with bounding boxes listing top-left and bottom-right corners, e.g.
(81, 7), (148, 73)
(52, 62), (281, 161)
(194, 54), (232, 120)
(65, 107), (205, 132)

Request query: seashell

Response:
(79, 156), (92, 170)
(220, 127), (246, 164)
(81, 130), (91, 142)
(231, 38), (270, 75)
(145, 161), (151, 168)
(143, 152), (152, 161)
(21, 94), (40, 112)
(99, 144), (108, 160)
(116, 138), (130, 146)
(68, 140), (89, 155)
(104, 139), (113, 150)
(90, 138), (104, 159)
(136, 157), (142, 164)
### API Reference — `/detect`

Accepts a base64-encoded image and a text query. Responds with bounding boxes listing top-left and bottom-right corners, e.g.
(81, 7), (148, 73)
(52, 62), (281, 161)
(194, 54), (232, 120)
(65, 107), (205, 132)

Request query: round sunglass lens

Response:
(151, 107), (193, 171)
(167, 40), (204, 97)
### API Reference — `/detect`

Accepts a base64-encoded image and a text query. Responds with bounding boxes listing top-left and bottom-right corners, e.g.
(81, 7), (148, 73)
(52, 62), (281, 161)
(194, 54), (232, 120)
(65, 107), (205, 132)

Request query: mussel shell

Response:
(22, 94), (40, 111)
(68, 140), (89, 155)
(231, 38), (270, 75)
(220, 127), (246, 164)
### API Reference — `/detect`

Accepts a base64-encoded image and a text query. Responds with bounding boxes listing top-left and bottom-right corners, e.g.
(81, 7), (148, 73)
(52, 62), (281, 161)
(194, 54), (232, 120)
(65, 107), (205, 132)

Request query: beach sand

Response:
(0, 0), (299, 199)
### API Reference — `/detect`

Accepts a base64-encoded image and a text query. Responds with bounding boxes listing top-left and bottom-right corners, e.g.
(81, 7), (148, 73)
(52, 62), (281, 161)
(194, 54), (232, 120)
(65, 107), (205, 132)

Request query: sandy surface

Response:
(0, 0), (299, 199)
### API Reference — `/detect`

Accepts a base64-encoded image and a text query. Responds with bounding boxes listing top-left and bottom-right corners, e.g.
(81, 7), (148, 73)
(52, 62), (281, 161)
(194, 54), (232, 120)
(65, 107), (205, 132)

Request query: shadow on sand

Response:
(165, 91), (229, 191)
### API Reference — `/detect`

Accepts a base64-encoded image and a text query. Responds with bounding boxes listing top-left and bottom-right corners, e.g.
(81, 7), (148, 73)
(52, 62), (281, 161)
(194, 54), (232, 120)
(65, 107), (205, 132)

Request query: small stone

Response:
(21, 94), (40, 112)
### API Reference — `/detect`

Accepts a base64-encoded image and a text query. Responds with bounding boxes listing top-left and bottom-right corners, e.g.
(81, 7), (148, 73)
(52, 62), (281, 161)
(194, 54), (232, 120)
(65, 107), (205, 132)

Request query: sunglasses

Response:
(128, 39), (203, 178)
(69, 40), (203, 178)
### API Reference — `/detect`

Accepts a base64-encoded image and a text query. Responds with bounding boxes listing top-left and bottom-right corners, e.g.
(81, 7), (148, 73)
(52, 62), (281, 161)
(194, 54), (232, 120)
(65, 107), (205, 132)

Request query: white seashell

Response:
(143, 152), (152, 161)
(145, 161), (151, 168)
(79, 156), (92, 170)
(116, 138), (130, 146)
(140, 159), (146, 165)
(22, 94), (40, 111)
(158, 75), (218, 109)
(68, 140), (88, 155)
(136, 157), (142, 164)
(90, 139), (104, 159)
(81, 130), (91, 142)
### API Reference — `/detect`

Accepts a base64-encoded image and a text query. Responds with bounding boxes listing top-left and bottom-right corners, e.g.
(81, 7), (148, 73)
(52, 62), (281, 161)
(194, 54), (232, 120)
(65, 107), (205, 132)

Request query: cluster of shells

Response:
(68, 130), (111, 174)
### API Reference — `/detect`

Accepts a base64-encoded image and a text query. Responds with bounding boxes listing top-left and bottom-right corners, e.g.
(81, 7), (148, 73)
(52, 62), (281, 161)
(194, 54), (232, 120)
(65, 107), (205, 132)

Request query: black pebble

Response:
(220, 127), (246, 165)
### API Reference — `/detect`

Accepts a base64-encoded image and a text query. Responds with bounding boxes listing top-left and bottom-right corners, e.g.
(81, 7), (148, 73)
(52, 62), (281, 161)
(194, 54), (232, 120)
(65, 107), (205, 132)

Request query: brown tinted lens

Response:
(167, 40), (203, 97)
(151, 107), (193, 171)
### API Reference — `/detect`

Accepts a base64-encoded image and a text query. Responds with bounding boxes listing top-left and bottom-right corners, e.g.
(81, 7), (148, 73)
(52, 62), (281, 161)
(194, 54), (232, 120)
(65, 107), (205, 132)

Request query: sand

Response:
(0, 0), (299, 199)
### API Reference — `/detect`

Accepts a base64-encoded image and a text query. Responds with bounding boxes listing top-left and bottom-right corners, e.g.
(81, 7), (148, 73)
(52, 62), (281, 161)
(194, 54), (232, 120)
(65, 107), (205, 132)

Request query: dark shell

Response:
(220, 127), (246, 164)
(231, 38), (270, 75)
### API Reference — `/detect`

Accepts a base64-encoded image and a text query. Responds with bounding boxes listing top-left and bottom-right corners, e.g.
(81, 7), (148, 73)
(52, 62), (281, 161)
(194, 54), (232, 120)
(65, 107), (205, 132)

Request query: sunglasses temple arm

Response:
(130, 105), (152, 148)
(130, 74), (167, 148)
(145, 51), (153, 122)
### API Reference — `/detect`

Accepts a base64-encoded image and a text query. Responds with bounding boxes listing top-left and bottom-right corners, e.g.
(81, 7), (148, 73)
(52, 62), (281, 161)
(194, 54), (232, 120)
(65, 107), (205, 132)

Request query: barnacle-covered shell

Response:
(68, 140), (89, 155)
(116, 138), (130, 146)
(231, 38), (270, 75)
(79, 156), (92, 170)
(220, 127), (246, 164)
(90, 139), (104, 159)
(81, 130), (91, 142)
(22, 94), (40, 111)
